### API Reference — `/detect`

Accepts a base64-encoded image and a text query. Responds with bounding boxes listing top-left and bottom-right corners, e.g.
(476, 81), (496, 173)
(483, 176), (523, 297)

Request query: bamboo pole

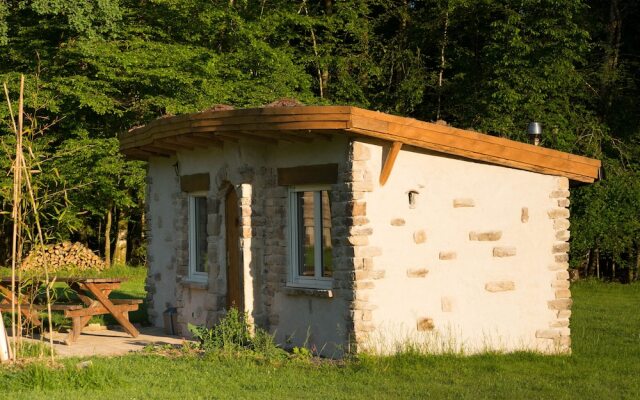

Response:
(20, 148), (56, 362)
(4, 75), (55, 361)
(5, 77), (23, 361)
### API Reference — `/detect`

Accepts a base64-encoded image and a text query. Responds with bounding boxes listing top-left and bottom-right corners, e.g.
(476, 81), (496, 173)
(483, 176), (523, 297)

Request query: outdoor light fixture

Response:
(528, 122), (542, 146)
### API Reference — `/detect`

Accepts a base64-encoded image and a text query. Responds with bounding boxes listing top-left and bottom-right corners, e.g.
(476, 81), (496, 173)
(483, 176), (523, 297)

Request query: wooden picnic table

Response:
(0, 277), (141, 344)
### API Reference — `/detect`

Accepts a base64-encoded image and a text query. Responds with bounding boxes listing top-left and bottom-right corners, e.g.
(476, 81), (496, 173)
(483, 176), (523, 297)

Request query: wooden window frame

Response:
(188, 192), (209, 282)
(287, 185), (333, 290)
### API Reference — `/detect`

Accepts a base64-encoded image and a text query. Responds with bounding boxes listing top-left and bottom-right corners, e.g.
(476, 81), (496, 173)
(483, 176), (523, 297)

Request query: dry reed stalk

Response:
(20, 151), (56, 361)
(5, 78), (23, 361)
(3, 75), (56, 361)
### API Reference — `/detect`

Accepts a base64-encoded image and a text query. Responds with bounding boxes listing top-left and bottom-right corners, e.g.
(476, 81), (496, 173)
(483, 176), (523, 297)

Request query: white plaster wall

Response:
(362, 142), (562, 354)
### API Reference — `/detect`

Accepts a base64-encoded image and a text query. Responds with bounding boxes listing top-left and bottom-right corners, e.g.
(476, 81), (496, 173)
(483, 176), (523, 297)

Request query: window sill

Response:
(180, 278), (208, 290)
(282, 286), (334, 298)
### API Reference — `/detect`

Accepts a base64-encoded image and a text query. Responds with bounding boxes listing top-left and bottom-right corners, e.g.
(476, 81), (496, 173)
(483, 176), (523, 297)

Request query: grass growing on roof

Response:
(0, 280), (639, 399)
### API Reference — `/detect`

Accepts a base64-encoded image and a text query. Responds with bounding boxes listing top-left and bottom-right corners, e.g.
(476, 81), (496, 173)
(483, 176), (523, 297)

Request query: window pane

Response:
(297, 191), (315, 277)
(321, 191), (333, 277)
(195, 197), (208, 273)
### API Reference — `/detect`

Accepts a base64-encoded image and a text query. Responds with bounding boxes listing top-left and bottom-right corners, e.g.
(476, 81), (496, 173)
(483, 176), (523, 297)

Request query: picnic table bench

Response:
(0, 277), (141, 344)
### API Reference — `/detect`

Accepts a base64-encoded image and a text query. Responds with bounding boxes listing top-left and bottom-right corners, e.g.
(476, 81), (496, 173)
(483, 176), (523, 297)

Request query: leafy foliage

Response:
(0, 0), (637, 278)
(188, 307), (284, 359)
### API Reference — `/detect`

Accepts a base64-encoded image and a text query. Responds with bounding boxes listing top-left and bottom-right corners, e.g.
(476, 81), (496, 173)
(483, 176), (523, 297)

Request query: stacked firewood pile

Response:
(21, 242), (107, 272)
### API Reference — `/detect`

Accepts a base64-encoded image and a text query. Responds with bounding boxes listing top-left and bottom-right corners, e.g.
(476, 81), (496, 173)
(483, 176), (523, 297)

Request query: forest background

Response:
(0, 0), (637, 280)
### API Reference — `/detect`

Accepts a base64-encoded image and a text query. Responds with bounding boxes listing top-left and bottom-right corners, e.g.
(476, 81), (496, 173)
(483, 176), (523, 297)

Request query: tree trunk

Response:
(600, 0), (622, 118)
(635, 243), (640, 282)
(584, 248), (593, 277)
(113, 209), (128, 266)
(104, 206), (112, 267)
(436, 4), (450, 121)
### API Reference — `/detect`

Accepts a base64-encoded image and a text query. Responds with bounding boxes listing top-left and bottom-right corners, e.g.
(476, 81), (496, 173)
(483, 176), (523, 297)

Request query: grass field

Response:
(1, 276), (639, 399)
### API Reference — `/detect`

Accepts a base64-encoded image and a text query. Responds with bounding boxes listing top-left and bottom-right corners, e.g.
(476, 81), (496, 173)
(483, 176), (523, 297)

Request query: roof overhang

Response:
(119, 106), (601, 183)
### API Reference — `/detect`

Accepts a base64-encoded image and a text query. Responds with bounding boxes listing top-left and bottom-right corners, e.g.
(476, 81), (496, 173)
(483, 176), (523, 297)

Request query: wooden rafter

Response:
(379, 141), (403, 186)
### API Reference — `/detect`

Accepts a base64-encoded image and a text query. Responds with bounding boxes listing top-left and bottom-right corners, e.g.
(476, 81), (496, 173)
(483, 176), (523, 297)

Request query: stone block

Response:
(354, 246), (382, 258)
(346, 181), (374, 193)
(535, 329), (561, 339)
(551, 280), (570, 289)
(555, 289), (571, 299)
(549, 320), (570, 328)
(493, 247), (516, 257)
(453, 198), (475, 208)
(371, 270), (386, 280)
(390, 218), (406, 226)
(549, 190), (570, 199)
(354, 281), (375, 290)
(350, 226), (373, 236)
(557, 199), (570, 207)
(406, 268), (429, 278)
(557, 310), (572, 319)
(548, 208), (570, 219)
(413, 230), (427, 244)
(469, 231), (502, 241)
(485, 281), (515, 292)
(552, 242), (570, 253)
(555, 177), (569, 190)
(352, 141), (371, 161)
(555, 254), (569, 263)
(439, 251), (457, 260)
(441, 297), (454, 312)
(353, 321), (375, 332)
(363, 258), (375, 271)
(548, 298), (572, 310)
(555, 230), (570, 241)
(521, 207), (529, 223)
(348, 235), (369, 246)
(352, 216), (370, 226)
(417, 318), (435, 331)
(240, 206), (252, 217)
(548, 262), (569, 271)
(347, 201), (367, 217)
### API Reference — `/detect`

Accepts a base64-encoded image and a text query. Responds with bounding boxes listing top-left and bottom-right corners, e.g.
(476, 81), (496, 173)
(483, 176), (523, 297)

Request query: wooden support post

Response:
(379, 141), (402, 186)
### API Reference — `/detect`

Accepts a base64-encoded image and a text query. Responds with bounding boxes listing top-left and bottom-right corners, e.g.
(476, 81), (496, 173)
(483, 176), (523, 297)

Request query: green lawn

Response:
(1, 279), (639, 399)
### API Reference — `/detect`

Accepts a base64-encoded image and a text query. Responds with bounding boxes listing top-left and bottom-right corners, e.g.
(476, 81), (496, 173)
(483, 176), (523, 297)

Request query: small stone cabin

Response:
(119, 106), (600, 355)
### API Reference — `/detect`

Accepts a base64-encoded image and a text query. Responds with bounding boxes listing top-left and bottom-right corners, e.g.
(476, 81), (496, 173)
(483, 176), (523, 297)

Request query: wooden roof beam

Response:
(379, 141), (403, 186)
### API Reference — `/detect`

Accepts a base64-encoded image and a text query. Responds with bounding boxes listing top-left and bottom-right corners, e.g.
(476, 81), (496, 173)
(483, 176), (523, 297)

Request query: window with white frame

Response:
(188, 194), (208, 281)
(288, 186), (333, 289)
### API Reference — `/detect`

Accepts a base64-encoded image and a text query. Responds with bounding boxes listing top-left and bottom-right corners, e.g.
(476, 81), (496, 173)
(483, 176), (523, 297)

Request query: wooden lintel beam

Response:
(379, 141), (402, 186)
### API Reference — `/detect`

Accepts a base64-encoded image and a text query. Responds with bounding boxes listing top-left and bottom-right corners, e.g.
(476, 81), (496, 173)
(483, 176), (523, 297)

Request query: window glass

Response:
(297, 191), (316, 277)
(290, 188), (332, 286)
(321, 191), (332, 277)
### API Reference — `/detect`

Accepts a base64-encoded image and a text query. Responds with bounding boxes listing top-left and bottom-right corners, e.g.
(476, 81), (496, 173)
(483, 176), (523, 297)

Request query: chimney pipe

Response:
(528, 122), (542, 146)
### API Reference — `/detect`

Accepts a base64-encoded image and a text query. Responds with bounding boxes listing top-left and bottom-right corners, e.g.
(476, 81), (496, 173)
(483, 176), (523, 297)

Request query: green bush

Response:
(187, 308), (284, 359)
